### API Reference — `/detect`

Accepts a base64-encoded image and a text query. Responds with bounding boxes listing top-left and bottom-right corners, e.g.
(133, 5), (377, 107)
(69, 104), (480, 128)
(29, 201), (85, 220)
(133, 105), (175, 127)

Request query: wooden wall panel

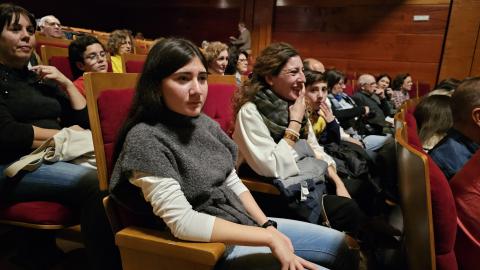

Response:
(274, 5), (448, 34)
(272, 32), (443, 63)
(439, 0), (480, 80)
(276, 0), (450, 6)
(471, 25), (480, 76)
(245, 0), (275, 58)
(272, 1), (450, 87)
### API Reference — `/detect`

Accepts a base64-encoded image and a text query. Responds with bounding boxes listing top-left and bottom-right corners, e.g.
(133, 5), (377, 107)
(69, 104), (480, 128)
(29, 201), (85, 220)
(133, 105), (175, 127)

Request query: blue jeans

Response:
(362, 134), (391, 152)
(0, 162), (120, 270)
(215, 218), (358, 270)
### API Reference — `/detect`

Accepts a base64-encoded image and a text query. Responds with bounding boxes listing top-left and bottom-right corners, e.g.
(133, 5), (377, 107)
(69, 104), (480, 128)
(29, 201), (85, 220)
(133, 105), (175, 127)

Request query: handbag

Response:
(272, 139), (329, 224)
(273, 140), (365, 233)
(4, 128), (95, 177)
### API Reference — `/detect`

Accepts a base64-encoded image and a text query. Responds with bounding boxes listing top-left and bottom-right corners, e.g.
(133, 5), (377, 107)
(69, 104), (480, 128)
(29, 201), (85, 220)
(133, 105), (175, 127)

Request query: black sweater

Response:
(0, 64), (88, 164)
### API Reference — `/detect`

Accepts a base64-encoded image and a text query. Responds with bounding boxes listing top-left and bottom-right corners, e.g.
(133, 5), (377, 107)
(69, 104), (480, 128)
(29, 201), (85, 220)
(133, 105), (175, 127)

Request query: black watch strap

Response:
(261, 219), (277, 228)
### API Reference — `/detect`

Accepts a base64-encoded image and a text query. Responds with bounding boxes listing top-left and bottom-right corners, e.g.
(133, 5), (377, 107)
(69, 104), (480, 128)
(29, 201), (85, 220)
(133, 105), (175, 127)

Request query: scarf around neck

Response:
(253, 88), (308, 142)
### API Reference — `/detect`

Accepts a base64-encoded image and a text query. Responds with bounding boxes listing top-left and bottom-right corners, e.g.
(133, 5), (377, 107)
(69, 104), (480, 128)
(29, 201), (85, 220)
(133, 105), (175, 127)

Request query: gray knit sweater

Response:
(110, 111), (256, 227)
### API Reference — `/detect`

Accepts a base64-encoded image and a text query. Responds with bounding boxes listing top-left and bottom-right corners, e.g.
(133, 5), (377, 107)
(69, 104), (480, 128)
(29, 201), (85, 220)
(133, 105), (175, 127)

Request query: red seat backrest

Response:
(97, 89), (135, 175)
(405, 111), (422, 148)
(405, 125), (458, 269)
(35, 41), (69, 55)
(427, 156), (459, 269)
(203, 83), (236, 135)
(47, 57), (113, 81)
(49, 56), (74, 80)
(344, 84), (355, 96)
(125, 60), (145, 73)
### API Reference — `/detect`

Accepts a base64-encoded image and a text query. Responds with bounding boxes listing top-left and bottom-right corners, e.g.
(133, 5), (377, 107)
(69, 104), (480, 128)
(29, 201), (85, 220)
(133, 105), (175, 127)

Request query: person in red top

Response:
(68, 35), (108, 96)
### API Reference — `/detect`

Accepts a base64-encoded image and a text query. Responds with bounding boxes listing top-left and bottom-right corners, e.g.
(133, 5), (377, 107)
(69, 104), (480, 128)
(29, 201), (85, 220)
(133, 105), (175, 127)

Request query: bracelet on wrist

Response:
(285, 128), (300, 137)
(289, 119), (302, 125)
(284, 130), (299, 142)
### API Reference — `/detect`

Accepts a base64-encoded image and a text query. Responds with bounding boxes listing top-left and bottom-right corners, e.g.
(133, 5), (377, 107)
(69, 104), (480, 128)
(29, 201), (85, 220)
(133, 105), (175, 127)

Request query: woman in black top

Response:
(0, 4), (119, 270)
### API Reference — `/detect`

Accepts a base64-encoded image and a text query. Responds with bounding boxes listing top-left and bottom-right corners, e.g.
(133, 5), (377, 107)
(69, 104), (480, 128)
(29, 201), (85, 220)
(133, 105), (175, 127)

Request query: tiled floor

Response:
(0, 226), (89, 270)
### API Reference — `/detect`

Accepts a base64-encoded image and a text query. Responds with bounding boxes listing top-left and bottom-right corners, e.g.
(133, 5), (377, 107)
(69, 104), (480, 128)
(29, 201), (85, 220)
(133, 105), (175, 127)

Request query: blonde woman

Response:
(203, 41), (228, 75)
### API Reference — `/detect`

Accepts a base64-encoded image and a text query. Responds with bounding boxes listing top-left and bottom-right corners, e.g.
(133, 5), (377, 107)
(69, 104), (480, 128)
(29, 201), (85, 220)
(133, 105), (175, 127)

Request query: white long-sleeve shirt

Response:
(233, 102), (335, 180)
(130, 169), (248, 242)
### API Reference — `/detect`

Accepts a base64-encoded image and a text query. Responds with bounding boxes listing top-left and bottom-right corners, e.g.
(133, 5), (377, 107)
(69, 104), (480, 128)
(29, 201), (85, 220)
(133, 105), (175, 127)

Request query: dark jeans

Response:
(0, 162), (121, 270)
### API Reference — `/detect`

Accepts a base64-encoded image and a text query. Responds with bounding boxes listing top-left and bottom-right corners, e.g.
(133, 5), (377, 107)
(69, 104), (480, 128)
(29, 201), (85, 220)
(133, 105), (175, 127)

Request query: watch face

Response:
(262, 220), (277, 228)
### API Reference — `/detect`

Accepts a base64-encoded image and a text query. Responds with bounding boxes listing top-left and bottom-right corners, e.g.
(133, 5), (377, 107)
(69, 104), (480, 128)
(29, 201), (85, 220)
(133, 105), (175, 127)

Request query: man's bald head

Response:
(303, 58), (325, 73)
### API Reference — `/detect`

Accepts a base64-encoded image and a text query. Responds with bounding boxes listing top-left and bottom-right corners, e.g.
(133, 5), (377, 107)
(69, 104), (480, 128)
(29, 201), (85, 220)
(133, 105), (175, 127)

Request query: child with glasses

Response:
(68, 35), (109, 96)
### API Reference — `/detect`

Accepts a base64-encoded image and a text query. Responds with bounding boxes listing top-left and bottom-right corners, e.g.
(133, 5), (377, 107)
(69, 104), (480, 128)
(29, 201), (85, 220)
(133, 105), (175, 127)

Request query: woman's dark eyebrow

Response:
(173, 71), (208, 75)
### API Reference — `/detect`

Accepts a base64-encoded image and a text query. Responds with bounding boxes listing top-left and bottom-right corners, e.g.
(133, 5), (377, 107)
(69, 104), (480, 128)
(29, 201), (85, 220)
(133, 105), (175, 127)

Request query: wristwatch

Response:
(261, 219), (278, 229)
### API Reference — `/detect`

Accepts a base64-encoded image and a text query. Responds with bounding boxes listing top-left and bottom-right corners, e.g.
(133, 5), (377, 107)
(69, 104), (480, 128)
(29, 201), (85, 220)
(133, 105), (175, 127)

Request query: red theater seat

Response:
(203, 83), (236, 135)
(0, 201), (73, 228)
(84, 72), (225, 270)
(124, 61), (145, 73)
(396, 119), (458, 269)
(121, 53), (147, 73)
(97, 89), (135, 174)
(35, 33), (71, 55)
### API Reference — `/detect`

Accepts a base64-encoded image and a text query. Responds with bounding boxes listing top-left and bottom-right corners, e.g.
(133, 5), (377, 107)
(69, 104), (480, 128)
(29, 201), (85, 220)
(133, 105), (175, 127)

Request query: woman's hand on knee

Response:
(268, 230), (317, 270)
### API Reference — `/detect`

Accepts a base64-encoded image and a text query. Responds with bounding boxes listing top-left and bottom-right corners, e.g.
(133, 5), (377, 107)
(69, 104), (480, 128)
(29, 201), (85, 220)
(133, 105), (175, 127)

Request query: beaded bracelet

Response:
(289, 119), (302, 125)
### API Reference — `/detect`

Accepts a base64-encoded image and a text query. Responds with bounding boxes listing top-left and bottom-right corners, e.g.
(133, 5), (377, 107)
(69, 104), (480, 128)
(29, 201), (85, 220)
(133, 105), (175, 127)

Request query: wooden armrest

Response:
(241, 177), (280, 195)
(115, 226), (225, 266)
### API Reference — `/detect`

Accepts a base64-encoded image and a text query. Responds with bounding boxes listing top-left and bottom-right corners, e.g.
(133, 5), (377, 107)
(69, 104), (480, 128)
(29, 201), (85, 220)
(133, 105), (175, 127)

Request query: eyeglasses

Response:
(84, 51), (107, 62)
(238, 58), (247, 63)
(46, 21), (61, 28)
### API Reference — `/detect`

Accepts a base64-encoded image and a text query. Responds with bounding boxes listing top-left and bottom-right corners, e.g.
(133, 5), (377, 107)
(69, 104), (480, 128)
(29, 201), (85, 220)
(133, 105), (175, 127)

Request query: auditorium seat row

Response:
(395, 100), (480, 270)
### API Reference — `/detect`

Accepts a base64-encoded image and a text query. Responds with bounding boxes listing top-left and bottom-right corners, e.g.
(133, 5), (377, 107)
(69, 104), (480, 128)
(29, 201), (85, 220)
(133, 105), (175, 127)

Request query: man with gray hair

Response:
(430, 77), (480, 179)
(39, 15), (64, 39)
(352, 74), (394, 134)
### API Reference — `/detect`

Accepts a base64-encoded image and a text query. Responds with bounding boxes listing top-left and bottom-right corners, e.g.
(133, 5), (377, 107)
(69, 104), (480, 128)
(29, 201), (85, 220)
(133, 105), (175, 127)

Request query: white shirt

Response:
(130, 169), (248, 242)
(233, 102), (335, 180)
